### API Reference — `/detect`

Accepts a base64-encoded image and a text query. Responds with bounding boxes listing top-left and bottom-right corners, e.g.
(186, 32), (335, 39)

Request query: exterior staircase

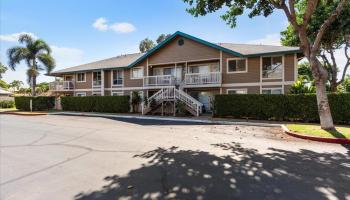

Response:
(142, 87), (203, 116)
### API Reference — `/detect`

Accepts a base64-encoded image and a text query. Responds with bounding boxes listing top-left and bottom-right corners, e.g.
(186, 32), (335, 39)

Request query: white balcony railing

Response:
(49, 81), (74, 91)
(143, 75), (175, 87)
(184, 72), (221, 85)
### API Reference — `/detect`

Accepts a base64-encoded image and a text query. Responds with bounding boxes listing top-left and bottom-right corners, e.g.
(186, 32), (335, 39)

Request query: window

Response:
(227, 59), (247, 73)
(92, 92), (101, 96)
(163, 68), (175, 76)
(77, 73), (85, 82)
(262, 56), (283, 79)
(75, 92), (86, 97)
(112, 70), (123, 85)
(131, 67), (144, 79)
(188, 62), (219, 73)
(227, 89), (247, 94)
(93, 71), (101, 86)
(262, 88), (283, 94)
(112, 92), (123, 96)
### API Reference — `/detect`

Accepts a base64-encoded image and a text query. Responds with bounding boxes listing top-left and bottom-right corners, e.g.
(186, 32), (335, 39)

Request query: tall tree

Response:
(0, 62), (8, 79)
(281, 0), (350, 92)
(7, 34), (55, 96)
(139, 38), (155, 53)
(183, 0), (349, 130)
(156, 34), (172, 44)
(9, 80), (23, 91)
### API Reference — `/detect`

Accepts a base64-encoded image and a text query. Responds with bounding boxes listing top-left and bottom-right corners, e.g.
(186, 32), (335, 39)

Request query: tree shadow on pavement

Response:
(74, 143), (350, 200)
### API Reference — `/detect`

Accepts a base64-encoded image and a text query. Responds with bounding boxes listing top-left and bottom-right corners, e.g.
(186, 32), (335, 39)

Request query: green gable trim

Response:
(128, 31), (245, 68)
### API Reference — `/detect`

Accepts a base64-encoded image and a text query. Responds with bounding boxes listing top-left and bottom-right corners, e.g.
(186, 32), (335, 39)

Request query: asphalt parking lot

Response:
(1, 114), (349, 200)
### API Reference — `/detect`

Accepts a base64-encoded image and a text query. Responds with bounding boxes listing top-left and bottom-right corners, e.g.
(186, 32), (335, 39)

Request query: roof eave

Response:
(244, 49), (302, 57)
(48, 66), (129, 76)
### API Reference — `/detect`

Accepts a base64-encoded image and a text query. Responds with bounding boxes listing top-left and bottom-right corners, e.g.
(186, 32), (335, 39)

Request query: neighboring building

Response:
(49, 31), (302, 116)
(0, 87), (12, 97)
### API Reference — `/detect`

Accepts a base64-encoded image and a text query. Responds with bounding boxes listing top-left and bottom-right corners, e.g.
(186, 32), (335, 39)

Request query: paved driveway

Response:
(0, 114), (349, 200)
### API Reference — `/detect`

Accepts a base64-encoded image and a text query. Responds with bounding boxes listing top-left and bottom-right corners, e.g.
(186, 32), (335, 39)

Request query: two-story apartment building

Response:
(49, 31), (302, 116)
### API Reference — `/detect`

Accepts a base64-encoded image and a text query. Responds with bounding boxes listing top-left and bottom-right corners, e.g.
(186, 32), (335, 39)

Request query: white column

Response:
(101, 70), (105, 96)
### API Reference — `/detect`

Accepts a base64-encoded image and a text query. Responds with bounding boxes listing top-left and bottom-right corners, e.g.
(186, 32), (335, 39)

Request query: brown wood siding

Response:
(148, 36), (220, 65)
(284, 53), (295, 81)
(75, 72), (92, 89)
(124, 61), (146, 88)
(104, 70), (111, 88)
(222, 52), (260, 84)
(284, 85), (292, 94)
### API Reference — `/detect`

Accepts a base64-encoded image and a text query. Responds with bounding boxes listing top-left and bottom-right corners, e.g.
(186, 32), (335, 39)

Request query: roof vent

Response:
(178, 38), (184, 46)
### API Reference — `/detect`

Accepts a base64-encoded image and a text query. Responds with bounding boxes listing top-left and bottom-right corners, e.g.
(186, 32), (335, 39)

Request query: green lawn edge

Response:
(286, 124), (350, 139)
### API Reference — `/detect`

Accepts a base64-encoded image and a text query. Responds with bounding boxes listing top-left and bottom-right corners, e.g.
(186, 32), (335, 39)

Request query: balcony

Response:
(184, 72), (221, 85)
(49, 81), (74, 91)
(143, 75), (175, 87)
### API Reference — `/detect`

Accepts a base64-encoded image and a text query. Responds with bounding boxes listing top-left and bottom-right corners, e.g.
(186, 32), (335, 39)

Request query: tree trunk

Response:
(310, 58), (335, 130)
(32, 75), (37, 96)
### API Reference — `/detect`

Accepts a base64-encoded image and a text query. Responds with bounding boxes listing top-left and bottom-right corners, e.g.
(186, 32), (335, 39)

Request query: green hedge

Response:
(14, 96), (55, 111)
(61, 96), (130, 113)
(0, 100), (15, 108)
(214, 93), (350, 124)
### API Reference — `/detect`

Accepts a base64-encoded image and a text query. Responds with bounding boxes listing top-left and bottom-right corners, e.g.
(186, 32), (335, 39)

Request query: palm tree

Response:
(7, 34), (55, 96)
(0, 62), (8, 79)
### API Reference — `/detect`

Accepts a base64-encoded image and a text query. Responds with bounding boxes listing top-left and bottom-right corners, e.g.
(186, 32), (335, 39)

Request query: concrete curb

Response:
(281, 125), (350, 144)
(50, 111), (281, 127)
(0, 111), (47, 116)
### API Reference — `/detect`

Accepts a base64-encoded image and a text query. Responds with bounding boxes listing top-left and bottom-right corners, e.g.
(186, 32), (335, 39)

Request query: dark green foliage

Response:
(14, 96), (55, 111)
(214, 94), (350, 124)
(0, 100), (15, 108)
(61, 96), (130, 113)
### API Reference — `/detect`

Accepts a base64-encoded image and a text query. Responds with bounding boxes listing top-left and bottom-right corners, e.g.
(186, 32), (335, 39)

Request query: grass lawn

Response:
(286, 124), (350, 139)
(0, 108), (17, 112)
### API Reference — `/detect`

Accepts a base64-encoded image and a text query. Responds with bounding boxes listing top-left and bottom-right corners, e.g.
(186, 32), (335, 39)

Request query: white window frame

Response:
(227, 88), (248, 94)
(92, 71), (102, 86)
(261, 55), (284, 80)
(227, 58), (248, 73)
(111, 70), (124, 86)
(75, 92), (86, 96)
(261, 88), (284, 94)
(112, 91), (124, 96)
(130, 66), (144, 79)
(76, 72), (86, 82)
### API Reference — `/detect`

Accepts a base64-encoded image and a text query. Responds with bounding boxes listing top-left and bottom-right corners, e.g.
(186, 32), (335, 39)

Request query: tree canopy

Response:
(0, 62), (8, 79)
(7, 34), (55, 96)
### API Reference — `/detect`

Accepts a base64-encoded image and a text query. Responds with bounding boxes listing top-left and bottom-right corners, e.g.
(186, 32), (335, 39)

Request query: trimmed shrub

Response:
(61, 96), (130, 113)
(0, 100), (15, 108)
(214, 93), (350, 124)
(14, 96), (55, 111)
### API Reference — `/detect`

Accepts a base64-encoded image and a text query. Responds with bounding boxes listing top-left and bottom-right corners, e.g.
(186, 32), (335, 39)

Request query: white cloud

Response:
(246, 33), (281, 46)
(0, 32), (38, 42)
(50, 45), (84, 68)
(92, 17), (136, 33)
(92, 17), (108, 31)
(109, 22), (136, 33)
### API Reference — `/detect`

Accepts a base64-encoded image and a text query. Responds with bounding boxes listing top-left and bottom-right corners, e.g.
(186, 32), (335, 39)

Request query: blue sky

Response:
(0, 0), (301, 85)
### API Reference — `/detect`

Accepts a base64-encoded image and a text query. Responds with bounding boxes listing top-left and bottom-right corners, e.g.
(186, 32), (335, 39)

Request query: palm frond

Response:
(7, 47), (30, 70)
(37, 53), (55, 73)
(34, 39), (52, 54)
(18, 34), (34, 46)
